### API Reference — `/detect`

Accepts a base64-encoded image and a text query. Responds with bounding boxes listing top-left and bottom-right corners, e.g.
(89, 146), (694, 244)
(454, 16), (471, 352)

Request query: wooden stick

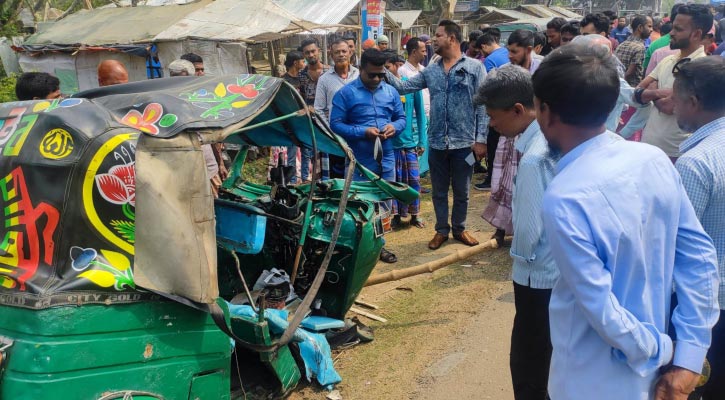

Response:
(354, 299), (379, 310)
(349, 306), (387, 323)
(364, 239), (499, 287)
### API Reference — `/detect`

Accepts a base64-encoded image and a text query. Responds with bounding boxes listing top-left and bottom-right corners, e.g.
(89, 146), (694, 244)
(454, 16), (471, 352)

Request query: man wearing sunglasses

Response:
(634, 4), (713, 163)
(330, 48), (406, 264)
(673, 56), (725, 400)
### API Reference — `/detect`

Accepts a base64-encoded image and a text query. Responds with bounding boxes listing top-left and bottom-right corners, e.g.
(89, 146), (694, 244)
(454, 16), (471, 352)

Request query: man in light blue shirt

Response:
(475, 64), (558, 399)
(533, 43), (720, 400)
(673, 56), (725, 400)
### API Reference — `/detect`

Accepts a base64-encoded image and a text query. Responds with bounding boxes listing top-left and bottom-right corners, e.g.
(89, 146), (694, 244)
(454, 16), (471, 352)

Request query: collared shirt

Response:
(314, 65), (360, 122)
(330, 79), (406, 179)
(614, 36), (646, 86)
(386, 55), (488, 150)
(543, 132), (720, 399)
(642, 47), (707, 157)
(298, 64), (330, 106)
(510, 120), (558, 289)
(645, 46), (678, 76)
(677, 116), (725, 309)
(399, 61), (430, 116)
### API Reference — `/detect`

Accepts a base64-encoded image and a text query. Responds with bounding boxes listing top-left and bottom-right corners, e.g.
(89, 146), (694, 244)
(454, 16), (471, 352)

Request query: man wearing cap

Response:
(377, 35), (390, 51)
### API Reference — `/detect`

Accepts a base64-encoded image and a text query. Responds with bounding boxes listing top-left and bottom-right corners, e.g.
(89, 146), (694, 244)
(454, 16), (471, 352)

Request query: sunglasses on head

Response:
(672, 57), (691, 76)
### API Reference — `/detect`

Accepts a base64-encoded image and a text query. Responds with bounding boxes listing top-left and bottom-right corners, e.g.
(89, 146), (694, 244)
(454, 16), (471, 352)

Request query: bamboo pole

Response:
(364, 238), (499, 287)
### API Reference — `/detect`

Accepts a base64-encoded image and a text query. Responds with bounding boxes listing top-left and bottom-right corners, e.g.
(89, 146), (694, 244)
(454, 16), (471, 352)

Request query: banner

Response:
(361, 0), (386, 43)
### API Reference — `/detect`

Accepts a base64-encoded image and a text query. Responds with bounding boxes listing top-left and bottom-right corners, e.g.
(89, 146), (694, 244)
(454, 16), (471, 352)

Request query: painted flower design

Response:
(120, 103), (163, 135)
(95, 162), (136, 206)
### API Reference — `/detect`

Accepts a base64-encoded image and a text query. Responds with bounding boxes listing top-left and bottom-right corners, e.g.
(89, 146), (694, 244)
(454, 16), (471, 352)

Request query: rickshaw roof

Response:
(75, 75), (347, 157)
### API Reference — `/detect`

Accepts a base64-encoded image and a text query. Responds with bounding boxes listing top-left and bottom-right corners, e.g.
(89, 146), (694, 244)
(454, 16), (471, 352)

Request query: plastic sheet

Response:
(227, 303), (342, 389)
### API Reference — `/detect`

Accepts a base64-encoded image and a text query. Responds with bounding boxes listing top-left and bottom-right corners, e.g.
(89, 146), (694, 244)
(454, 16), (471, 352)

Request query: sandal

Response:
(410, 217), (426, 229)
(379, 248), (398, 263)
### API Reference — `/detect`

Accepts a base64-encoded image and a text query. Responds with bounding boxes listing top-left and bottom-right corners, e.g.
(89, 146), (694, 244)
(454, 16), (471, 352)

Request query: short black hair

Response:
(631, 15), (648, 31)
(547, 17), (568, 31)
(661, 21), (673, 35)
(469, 30), (483, 43)
(475, 65), (534, 109)
(674, 57), (725, 112)
(360, 48), (388, 68)
(284, 50), (303, 69)
(300, 38), (319, 51)
(532, 43), (619, 128)
(477, 31), (499, 47)
(508, 29), (534, 47)
(601, 10), (616, 23)
(676, 4), (714, 39)
(438, 19), (462, 43)
(671, 3), (686, 21)
(383, 50), (404, 64)
(560, 23), (580, 36)
(343, 34), (356, 43)
(15, 72), (60, 101)
(481, 27), (501, 42)
(406, 37), (422, 55)
(180, 53), (203, 64)
(581, 13), (610, 34)
(534, 32), (547, 47)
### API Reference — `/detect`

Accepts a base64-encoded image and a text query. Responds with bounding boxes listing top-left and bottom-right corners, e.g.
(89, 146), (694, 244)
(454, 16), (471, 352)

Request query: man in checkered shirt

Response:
(673, 56), (725, 400)
(613, 15), (652, 87)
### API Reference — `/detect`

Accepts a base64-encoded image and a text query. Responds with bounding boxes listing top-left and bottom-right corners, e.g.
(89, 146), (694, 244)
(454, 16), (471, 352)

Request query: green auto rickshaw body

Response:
(0, 75), (417, 399)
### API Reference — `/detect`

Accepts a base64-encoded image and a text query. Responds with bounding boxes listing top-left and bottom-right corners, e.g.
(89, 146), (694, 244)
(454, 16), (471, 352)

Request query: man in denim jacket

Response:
(385, 20), (489, 250)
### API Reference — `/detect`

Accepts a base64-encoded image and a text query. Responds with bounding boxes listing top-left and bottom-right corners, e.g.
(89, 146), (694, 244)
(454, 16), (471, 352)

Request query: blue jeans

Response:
(286, 145), (298, 184)
(428, 147), (473, 236)
(300, 146), (329, 181)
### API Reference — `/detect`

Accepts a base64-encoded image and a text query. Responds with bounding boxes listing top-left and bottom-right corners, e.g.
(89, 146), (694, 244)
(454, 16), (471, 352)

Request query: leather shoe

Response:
(428, 233), (449, 250)
(453, 231), (479, 246)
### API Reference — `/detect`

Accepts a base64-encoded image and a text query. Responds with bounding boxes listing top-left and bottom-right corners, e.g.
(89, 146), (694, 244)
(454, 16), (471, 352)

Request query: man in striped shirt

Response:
(475, 64), (558, 399)
(673, 56), (725, 400)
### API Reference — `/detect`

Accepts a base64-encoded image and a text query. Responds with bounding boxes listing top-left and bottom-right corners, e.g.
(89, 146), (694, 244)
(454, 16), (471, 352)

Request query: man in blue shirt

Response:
(612, 16), (633, 43)
(533, 44), (720, 399)
(476, 29), (510, 72)
(476, 64), (558, 399)
(673, 56), (725, 400)
(385, 20), (488, 250)
(330, 48), (406, 263)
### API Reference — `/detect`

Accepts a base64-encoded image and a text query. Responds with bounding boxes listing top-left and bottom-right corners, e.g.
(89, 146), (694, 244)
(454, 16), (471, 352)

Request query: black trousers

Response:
(510, 282), (552, 400)
(703, 311), (725, 400)
(484, 128), (501, 184)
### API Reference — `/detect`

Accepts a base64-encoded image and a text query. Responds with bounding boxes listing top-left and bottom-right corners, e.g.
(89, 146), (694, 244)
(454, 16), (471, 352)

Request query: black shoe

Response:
(379, 248), (397, 263)
(474, 182), (491, 191)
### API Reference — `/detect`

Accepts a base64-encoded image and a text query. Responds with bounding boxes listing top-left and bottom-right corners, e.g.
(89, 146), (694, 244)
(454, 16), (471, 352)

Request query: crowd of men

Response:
(274, 8), (724, 400)
(9, 5), (725, 398)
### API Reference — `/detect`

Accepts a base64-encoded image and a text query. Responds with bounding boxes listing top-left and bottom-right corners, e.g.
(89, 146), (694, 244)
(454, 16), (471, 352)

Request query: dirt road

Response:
(292, 177), (517, 400)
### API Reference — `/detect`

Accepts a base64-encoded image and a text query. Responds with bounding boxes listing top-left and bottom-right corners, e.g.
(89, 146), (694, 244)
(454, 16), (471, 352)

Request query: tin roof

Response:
(387, 10), (423, 29)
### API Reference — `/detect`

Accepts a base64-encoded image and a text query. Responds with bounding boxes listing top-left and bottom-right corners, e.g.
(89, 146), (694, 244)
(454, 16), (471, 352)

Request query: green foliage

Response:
(0, 74), (18, 102)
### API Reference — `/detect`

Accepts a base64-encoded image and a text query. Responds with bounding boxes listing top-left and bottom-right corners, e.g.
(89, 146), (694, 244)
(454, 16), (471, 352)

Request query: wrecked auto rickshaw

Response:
(0, 75), (417, 399)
